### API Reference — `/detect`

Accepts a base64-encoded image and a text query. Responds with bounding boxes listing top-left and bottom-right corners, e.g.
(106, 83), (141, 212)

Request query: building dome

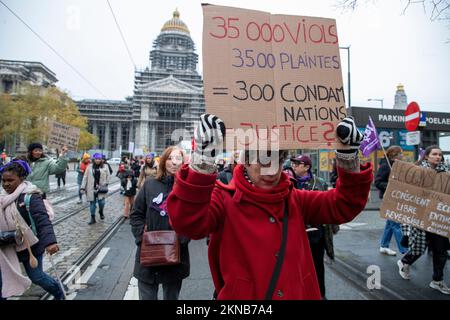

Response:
(161, 9), (190, 34)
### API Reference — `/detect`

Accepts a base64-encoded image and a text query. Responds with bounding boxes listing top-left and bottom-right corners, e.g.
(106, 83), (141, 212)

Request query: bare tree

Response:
(336, 0), (450, 23)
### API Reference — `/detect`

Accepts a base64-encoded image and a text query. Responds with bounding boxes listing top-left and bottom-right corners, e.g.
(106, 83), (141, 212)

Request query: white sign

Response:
(406, 131), (420, 146)
(128, 142), (135, 153)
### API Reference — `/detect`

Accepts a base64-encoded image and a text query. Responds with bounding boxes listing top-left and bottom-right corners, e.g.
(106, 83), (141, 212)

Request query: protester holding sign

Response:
(167, 114), (372, 300)
(375, 145), (407, 256)
(26, 142), (69, 197)
(397, 145), (450, 295)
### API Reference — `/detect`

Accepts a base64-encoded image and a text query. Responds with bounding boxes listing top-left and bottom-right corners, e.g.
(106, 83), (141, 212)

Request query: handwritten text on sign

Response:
(380, 161), (450, 238)
(202, 5), (346, 150)
(47, 121), (80, 151)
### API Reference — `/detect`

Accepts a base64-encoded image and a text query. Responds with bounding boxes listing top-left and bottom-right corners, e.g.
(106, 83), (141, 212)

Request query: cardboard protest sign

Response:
(380, 161), (450, 238)
(47, 121), (80, 151)
(202, 4), (347, 150)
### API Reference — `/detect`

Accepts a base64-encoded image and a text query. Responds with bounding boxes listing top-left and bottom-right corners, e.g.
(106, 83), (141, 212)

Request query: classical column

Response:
(92, 122), (98, 149)
(116, 123), (122, 150)
(139, 105), (149, 149)
(104, 122), (110, 154)
(150, 124), (156, 152)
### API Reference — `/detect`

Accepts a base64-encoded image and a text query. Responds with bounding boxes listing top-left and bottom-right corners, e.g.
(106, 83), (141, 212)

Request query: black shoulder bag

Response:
(265, 199), (289, 300)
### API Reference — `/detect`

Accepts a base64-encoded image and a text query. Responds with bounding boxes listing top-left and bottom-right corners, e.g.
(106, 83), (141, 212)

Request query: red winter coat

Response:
(168, 163), (373, 300)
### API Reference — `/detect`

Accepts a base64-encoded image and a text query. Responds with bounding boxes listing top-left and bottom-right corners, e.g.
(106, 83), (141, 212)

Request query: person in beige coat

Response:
(80, 153), (110, 225)
(137, 154), (157, 189)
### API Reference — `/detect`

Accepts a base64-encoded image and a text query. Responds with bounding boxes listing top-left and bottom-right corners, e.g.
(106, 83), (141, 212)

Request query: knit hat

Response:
(28, 142), (43, 152)
(82, 153), (90, 160)
(92, 153), (103, 160)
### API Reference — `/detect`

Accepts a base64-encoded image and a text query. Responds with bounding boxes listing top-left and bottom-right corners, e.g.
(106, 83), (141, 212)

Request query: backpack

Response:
(23, 193), (55, 235)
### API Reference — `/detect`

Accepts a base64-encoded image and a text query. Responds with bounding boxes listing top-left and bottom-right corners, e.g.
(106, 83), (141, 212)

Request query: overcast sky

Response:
(0, 0), (449, 113)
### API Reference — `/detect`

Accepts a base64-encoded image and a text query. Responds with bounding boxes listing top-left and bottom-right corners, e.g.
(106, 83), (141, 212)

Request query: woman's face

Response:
(245, 163), (283, 190)
(166, 150), (183, 176)
(31, 148), (43, 159)
(94, 158), (102, 165)
(426, 148), (443, 167)
(1, 171), (23, 194)
(146, 157), (153, 164)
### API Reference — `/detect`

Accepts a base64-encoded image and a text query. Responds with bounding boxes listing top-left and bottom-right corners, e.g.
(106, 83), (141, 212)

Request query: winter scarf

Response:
(0, 181), (39, 297)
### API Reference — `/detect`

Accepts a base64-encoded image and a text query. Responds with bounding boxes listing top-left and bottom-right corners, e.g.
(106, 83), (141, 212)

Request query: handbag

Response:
(0, 230), (19, 246)
(97, 185), (108, 194)
(140, 228), (180, 267)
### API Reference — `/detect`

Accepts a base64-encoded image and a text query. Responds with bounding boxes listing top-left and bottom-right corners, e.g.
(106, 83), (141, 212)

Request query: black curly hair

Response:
(0, 161), (28, 179)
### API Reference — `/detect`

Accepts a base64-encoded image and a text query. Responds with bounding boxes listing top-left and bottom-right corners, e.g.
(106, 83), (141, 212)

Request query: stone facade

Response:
(0, 59), (57, 94)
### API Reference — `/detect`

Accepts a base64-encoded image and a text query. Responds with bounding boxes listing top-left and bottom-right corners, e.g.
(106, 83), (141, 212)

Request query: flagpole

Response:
(380, 143), (392, 170)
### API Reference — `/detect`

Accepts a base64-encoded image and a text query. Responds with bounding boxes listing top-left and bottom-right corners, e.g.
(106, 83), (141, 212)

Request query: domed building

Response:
(77, 10), (204, 155)
(132, 9), (204, 153)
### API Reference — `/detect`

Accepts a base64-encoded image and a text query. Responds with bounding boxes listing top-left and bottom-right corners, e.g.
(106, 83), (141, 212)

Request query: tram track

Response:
(38, 180), (125, 300)
(52, 181), (121, 225)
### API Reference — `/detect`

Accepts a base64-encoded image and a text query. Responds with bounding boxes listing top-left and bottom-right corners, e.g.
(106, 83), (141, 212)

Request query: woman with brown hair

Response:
(130, 146), (190, 300)
(137, 154), (157, 189)
(397, 145), (450, 295)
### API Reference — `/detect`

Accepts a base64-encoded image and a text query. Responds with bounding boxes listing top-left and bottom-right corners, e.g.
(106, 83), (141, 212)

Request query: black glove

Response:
(192, 114), (226, 168)
(336, 117), (364, 153)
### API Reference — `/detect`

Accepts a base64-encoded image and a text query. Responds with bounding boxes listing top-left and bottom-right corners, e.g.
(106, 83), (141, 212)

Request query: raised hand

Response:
(191, 114), (226, 173)
(336, 117), (364, 152)
(335, 117), (364, 172)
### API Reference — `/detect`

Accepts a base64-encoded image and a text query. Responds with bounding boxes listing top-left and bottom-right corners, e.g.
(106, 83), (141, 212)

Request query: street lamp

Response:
(339, 46), (351, 108)
(368, 98), (384, 109)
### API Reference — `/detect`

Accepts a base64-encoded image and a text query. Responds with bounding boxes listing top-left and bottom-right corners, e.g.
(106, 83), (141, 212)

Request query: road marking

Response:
(65, 247), (110, 300)
(123, 277), (139, 300)
(341, 222), (368, 230)
(43, 247), (78, 272)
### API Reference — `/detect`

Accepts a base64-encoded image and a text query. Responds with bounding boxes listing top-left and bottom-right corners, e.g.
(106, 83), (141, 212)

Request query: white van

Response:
(108, 158), (121, 165)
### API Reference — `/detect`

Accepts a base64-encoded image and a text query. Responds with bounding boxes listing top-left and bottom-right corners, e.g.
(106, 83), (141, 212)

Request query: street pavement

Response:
(331, 188), (449, 300)
(8, 175), (450, 300)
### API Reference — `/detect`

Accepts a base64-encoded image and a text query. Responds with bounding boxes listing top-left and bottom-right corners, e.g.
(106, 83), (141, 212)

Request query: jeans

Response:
(380, 220), (407, 254)
(138, 279), (182, 300)
(309, 236), (326, 298)
(89, 197), (105, 217)
(77, 184), (83, 200)
(1, 254), (64, 299)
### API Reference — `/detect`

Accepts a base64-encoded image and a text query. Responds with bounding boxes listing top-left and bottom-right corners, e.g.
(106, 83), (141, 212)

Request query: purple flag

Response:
(360, 116), (381, 157)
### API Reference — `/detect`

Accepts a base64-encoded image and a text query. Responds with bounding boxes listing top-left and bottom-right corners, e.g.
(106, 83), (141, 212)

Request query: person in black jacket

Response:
(130, 146), (190, 300)
(0, 160), (64, 300)
(375, 145), (407, 256)
(122, 170), (137, 218)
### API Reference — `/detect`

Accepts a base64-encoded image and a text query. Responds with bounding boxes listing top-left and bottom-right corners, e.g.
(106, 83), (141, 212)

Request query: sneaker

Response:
(429, 281), (450, 295)
(77, 199), (82, 204)
(380, 247), (397, 256)
(397, 259), (410, 280)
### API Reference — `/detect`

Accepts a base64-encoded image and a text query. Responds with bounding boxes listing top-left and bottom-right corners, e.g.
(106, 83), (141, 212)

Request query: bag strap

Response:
(24, 193), (37, 236)
(265, 199), (289, 300)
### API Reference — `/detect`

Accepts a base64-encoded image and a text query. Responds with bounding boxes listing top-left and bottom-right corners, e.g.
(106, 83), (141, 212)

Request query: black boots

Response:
(88, 216), (96, 225)
(99, 209), (105, 220)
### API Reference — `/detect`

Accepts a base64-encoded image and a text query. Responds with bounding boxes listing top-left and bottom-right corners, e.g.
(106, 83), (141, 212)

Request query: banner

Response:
(359, 116), (380, 157)
(47, 121), (80, 151)
(380, 161), (450, 238)
(202, 4), (346, 150)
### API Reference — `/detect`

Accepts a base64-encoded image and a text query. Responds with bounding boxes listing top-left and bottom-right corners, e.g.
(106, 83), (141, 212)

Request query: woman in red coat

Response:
(168, 115), (373, 300)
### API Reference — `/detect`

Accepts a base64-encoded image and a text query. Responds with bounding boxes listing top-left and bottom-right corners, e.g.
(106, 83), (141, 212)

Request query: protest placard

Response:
(47, 121), (80, 151)
(380, 161), (450, 238)
(202, 4), (347, 150)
